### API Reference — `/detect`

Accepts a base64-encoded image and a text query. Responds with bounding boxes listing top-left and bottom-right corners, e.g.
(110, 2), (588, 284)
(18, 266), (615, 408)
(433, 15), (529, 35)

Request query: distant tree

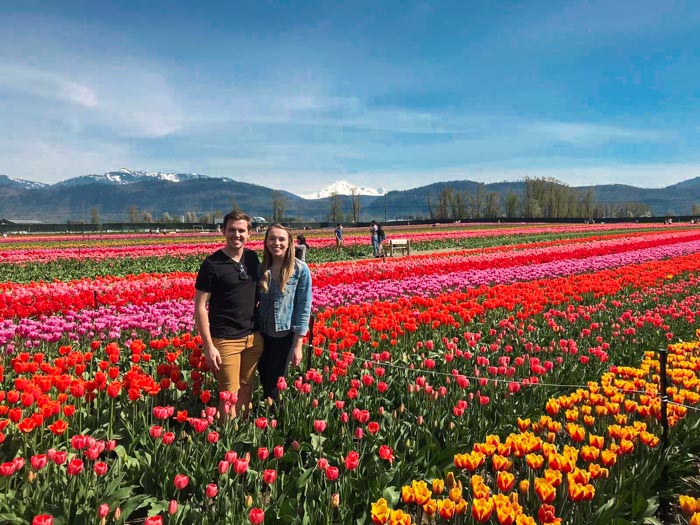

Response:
(579, 190), (594, 219)
(484, 192), (501, 218)
(143, 211), (153, 223)
(271, 191), (287, 223)
(692, 204), (700, 216)
(449, 191), (468, 219)
(426, 192), (435, 220)
(468, 184), (485, 218)
(127, 205), (140, 223)
(437, 188), (452, 219)
(350, 187), (361, 223)
(327, 192), (344, 223)
(161, 211), (174, 223)
(185, 211), (198, 223)
(90, 207), (101, 226)
(504, 190), (520, 218)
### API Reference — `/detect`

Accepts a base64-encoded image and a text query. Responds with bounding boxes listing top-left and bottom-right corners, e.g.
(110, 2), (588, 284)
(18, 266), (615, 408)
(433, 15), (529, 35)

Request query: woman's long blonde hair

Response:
(260, 224), (296, 293)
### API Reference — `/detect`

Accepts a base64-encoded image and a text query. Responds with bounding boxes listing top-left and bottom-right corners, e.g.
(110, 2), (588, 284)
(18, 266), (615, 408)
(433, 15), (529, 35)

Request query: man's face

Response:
(223, 219), (250, 251)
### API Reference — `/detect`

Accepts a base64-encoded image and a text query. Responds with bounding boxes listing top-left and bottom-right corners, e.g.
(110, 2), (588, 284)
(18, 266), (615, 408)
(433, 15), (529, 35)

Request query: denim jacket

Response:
(258, 259), (312, 336)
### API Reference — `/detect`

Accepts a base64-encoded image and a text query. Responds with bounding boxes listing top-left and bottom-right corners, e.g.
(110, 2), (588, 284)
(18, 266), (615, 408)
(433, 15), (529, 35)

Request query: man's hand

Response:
(205, 344), (222, 372)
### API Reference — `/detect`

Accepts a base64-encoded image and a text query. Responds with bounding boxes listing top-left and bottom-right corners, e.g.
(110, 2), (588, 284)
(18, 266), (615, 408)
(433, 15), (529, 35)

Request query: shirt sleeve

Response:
(194, 259), (213, 292)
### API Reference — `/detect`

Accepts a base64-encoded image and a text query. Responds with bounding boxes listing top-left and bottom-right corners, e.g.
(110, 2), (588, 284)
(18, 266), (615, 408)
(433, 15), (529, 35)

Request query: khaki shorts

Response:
(212, 333), (263, 392)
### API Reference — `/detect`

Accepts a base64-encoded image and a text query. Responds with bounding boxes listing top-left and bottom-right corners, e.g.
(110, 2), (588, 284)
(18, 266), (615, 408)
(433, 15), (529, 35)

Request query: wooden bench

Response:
(388, 238), (410, 256)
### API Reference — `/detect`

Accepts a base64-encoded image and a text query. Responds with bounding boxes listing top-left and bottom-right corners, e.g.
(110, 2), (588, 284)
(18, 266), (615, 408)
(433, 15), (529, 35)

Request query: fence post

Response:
(305, 315), (315, 371)
(659, 347), (669, 448)
(658, 347), (670, 523)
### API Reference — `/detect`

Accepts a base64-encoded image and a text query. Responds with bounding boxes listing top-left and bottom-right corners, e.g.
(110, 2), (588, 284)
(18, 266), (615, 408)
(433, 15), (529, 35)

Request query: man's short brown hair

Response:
(222, 210), (251, 231)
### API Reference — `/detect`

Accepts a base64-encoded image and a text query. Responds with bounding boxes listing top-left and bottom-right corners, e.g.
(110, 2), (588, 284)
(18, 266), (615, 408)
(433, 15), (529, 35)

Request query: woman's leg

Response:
(258, 332), (295, 400)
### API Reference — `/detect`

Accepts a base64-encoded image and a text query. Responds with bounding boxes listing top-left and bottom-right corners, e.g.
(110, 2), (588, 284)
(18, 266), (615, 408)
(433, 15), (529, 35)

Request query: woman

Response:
(257, 224), (313, 401)
(295, 234), (309, 261)
(370, 220), (380, 257)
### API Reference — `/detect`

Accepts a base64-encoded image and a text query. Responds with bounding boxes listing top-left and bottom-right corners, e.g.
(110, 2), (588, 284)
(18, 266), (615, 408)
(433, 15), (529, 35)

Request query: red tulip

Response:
(32, 515), (54, 525)
(146, 515), (164, 524)
(325, 466), (340, 481)
(66, 458), (84, 476)
(262, 469), (277, 485)
(173, 474), (189, 490)
(249, 508), (265, 524)
(30, 454), (48, 471)
(206, 483), (218, 498)
(93, 462), (108, 476)
(313, 420), (327, 433)
(378, 445), (394, 464)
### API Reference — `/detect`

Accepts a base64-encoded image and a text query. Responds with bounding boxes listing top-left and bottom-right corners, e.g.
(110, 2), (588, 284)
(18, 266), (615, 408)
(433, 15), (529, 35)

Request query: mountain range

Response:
(0, 169), (698, 223)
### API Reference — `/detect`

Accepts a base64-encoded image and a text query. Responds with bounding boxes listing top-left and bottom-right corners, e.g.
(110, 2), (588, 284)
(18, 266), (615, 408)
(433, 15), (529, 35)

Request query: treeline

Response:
(426, 177), (652, 220)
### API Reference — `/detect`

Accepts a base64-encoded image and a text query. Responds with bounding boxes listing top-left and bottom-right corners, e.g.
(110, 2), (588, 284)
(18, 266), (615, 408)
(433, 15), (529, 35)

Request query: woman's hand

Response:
(290, 340), (304, 367)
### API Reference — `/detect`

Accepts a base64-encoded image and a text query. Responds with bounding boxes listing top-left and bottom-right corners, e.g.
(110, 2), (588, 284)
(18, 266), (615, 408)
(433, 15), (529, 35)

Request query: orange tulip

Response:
(438, 498), (456, 520)
(422, 498), (437, 516)
(388, 509), (411, 525)
(497, 471), (516, 492)
(471, 497), (494, 523)
(492, 454), (513, 471)
(371, 498), (390, 525)
(525, 453), (544, 470)
(534, 478), (556, 503)
(411, 480), (431, 505)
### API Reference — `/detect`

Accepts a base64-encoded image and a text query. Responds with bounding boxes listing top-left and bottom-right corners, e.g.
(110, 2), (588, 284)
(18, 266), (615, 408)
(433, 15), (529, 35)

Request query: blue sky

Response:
(1, 0), (700, 194)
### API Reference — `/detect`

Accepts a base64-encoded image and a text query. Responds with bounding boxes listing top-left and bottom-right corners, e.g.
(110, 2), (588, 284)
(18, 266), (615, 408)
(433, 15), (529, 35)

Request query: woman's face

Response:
(266, 227), (290, 259)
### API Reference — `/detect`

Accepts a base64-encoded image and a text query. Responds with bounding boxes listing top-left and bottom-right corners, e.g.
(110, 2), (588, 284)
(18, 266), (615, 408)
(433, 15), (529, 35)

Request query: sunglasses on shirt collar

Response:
(234, 261), (248, 280)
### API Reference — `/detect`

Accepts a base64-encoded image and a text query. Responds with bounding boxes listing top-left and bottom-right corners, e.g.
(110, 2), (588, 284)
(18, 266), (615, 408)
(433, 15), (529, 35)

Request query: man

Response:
(334, 223), (344, 250)
(194, 210), (262, 419)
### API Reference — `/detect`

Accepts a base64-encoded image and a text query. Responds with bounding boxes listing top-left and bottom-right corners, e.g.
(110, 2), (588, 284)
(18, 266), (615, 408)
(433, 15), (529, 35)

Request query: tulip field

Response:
(1, 222), (700, 525)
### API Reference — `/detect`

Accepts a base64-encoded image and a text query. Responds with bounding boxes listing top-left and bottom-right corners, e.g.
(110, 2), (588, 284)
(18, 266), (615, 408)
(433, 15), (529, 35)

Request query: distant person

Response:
(370, 221), (386, 257)
(370, 220), (379, 256)
(376, 222), (386, 257)
(295, 234), (308, 261)
(334, 224), (344, 250)
(257, 224), (312, 401)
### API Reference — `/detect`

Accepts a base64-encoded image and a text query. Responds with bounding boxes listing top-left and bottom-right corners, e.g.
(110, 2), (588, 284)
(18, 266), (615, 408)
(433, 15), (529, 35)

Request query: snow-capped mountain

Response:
(54, 169), (212, 188)
(0, 174), (48, 190)
(300, 180), (387, 200)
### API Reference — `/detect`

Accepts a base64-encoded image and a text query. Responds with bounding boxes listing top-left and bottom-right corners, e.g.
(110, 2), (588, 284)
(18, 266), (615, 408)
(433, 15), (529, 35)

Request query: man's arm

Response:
(194, 289), (221, 372)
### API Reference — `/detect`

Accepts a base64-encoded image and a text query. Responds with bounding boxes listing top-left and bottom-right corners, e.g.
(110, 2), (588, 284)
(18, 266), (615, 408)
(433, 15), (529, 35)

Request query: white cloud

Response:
(0, 63), (98, 107)
(524, 121), (672, 146)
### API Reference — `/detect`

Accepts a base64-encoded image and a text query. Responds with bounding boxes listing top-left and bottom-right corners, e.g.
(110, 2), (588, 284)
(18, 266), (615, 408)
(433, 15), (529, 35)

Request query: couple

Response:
(194, 210), (312, 419)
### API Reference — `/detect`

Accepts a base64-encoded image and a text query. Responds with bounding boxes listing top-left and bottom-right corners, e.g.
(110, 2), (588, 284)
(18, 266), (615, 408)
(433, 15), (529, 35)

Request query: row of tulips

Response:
(0, 224), (690, 283)
(0, 224), (688, 272)
(3, 227), (700, 322)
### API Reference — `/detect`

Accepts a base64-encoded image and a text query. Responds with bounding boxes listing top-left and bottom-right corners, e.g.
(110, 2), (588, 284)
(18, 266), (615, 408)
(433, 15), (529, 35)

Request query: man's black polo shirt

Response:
(195, 248), (260, 339)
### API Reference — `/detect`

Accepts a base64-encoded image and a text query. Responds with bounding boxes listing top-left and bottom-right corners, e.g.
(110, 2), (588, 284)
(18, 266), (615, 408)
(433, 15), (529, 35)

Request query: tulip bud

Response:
(168, 500), (178, 515)
(98, 504), (109, 518)
(114, 508), (121, 520)
(27, 471), (36, 483)
(245, 495), (253, 507)
(331, 493), (340, 508)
